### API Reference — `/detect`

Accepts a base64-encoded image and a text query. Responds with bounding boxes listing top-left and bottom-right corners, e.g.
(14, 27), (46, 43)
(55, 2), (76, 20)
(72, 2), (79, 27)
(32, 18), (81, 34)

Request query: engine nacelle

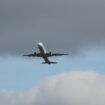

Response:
(34, 52), (37, 55)
(49, 52), (52, 56)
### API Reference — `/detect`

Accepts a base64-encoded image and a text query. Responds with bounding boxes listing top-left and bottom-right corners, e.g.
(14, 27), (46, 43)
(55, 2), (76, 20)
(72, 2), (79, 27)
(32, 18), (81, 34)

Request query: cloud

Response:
(0, 0), (105, 55)
(0, 70), (105, 105)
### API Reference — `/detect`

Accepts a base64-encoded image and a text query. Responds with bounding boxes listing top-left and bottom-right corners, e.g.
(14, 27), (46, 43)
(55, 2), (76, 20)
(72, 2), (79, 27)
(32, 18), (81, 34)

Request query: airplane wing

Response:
(23, 53), (42, 57)
(45, 52), (68, 57)
(51, 53), (69, 56)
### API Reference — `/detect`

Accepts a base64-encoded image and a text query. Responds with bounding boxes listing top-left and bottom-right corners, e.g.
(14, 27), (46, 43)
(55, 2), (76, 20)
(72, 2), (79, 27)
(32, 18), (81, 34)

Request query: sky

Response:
(0, 0), (105, 105)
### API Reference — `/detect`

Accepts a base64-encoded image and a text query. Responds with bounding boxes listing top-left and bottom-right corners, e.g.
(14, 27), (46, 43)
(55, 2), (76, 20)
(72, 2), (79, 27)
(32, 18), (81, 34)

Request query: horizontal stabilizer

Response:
(42, 62), (57, 64)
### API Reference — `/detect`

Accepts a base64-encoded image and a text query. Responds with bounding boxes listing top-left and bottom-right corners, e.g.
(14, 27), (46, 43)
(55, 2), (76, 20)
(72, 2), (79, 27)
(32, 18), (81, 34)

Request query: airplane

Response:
(23, 42), (68, 64)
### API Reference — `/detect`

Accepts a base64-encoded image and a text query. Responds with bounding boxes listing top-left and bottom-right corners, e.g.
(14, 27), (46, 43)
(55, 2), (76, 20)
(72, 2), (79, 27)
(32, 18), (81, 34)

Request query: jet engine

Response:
(34, 52), (37, 55)
(49, 52), (52, 56)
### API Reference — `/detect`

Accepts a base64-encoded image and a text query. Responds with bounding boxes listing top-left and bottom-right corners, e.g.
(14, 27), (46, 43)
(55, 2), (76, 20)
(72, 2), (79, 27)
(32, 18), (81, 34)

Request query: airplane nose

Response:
(37, 42), (43, 46)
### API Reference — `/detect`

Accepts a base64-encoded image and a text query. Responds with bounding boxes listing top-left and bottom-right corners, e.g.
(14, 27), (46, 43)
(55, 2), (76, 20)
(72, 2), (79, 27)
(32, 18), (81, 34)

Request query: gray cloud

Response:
(0, 0), (105, 55)
(0, 70), (105, 105)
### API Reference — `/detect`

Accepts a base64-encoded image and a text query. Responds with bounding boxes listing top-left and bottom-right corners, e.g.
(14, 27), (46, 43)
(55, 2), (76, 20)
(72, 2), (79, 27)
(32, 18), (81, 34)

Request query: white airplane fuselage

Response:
(37, 42), (51, 64)
(37, 42), (46, 54)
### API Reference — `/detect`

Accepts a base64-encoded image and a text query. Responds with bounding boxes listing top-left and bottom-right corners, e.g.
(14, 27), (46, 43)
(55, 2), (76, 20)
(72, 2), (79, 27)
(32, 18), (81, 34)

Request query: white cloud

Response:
(0, 70), (105, 105)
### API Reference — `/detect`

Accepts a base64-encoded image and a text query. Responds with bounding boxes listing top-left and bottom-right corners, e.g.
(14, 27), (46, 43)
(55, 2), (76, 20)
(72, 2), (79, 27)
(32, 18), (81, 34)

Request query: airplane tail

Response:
(42, 62), (57, 64)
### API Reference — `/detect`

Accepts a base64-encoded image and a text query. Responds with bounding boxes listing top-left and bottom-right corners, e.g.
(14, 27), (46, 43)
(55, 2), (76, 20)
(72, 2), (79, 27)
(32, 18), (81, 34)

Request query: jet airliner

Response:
(23, 42), (68, 64)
